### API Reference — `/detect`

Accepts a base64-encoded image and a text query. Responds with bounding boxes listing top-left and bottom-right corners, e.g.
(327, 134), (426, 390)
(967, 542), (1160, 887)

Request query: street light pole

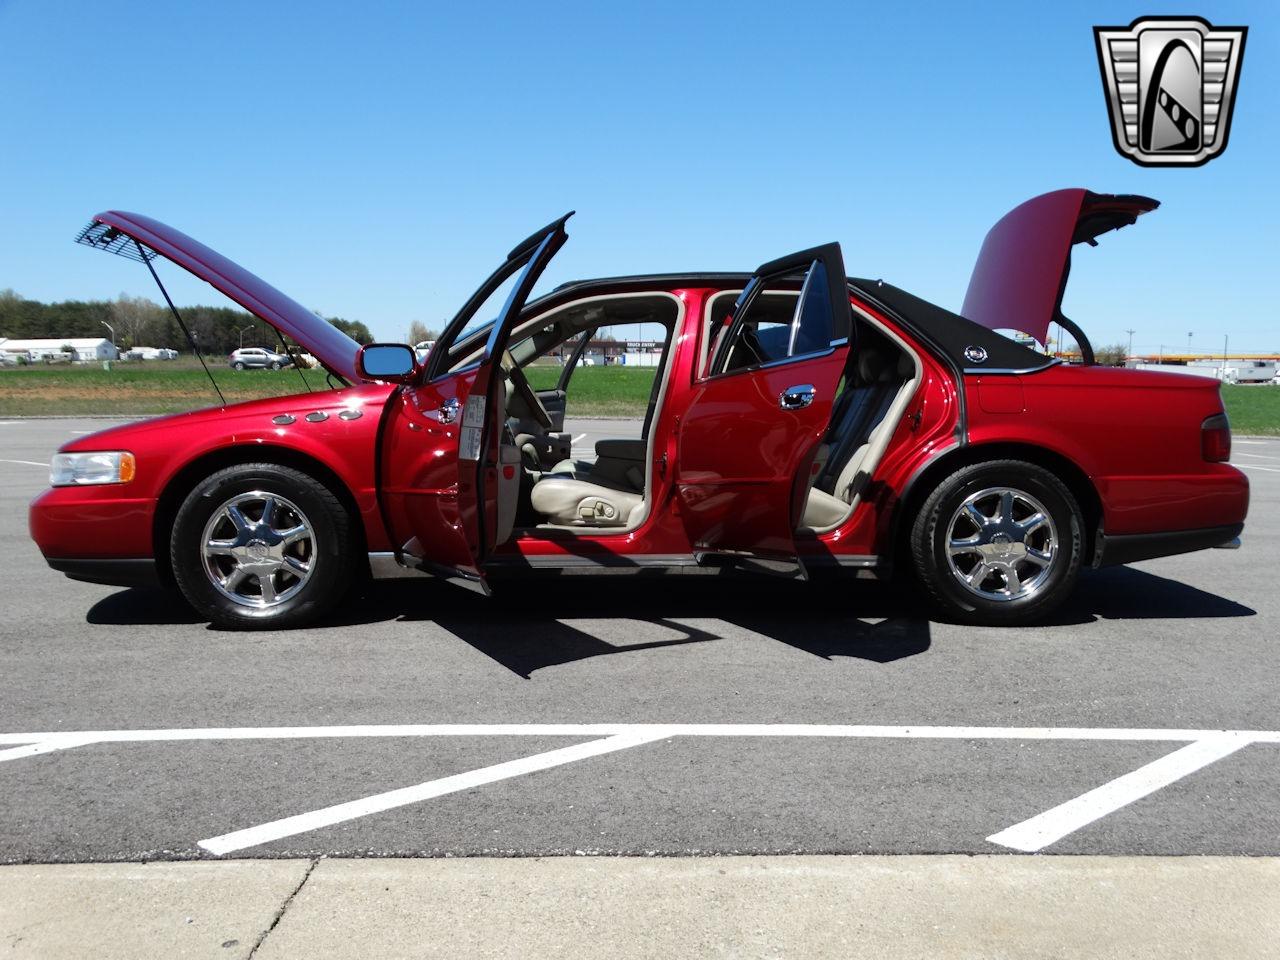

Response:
(1187, 331), (1193, 356)
(100, 320), (115, 352)
(1125, 328), (1135, 362)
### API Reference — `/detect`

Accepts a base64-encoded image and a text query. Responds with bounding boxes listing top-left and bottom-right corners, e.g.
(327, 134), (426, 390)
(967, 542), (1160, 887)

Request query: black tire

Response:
(233, 361), (246, 371)
(170, 463), (356, 629)
(270, 361), (281, 370)
(909, 460), (1083, 626)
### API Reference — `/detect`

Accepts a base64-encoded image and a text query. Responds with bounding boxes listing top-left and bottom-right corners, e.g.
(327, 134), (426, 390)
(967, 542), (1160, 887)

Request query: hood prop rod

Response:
(137, 240), (226, 406)
(271, 327), (312, 392)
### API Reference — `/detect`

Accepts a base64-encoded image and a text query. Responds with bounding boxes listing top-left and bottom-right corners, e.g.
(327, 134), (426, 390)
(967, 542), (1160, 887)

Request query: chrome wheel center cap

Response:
(246, 540), (271, 563)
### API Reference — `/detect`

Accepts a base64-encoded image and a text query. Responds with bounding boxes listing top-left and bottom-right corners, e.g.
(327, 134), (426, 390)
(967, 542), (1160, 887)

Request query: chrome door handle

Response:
(779, 384), (816, 410)
(437, 397), (461, 423)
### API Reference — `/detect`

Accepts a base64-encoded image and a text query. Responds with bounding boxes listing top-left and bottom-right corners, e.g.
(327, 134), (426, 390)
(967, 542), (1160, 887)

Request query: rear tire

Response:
(170, 463), (356, 629)
(233, 361), (246, 371)
(909, 460), (1082, 626)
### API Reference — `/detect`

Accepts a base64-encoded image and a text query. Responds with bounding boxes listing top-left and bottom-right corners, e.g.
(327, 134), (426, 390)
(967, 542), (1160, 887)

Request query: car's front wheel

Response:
(170, 463), (356, 629)
(910, 460), (1083, 626)
(270, 360), (281, 370)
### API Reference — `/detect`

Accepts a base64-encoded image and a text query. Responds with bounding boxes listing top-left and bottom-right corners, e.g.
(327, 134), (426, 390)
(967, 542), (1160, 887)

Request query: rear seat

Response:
(802, 348), (917, 530)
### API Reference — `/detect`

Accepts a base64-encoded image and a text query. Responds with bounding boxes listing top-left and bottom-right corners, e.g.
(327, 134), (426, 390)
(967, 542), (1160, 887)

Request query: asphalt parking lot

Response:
(1, 418), (1278, 863)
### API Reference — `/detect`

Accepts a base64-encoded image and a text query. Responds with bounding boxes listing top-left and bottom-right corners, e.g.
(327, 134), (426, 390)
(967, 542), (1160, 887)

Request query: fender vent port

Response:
(1202, 413), (1231, 462)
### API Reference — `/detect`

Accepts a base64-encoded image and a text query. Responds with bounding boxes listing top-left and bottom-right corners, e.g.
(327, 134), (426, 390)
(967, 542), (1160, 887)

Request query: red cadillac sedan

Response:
(29, 189), (1248, 628)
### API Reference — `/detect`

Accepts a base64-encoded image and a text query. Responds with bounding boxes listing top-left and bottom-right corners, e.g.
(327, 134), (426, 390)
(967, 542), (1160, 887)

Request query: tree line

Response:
(0, 289), (374, 355)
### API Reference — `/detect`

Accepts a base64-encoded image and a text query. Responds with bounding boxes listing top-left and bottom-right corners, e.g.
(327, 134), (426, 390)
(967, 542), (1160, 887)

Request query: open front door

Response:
(387, 214), (571, 593)
(677, 244), (853, 577)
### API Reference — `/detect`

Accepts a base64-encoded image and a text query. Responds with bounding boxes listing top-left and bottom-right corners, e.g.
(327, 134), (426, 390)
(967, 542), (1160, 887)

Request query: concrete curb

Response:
(3, 856), (1278, 959)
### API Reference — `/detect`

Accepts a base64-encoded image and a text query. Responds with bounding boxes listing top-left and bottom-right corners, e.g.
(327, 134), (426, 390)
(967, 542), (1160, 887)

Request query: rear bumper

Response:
(46, 557), (160, 588)
(1096, 523), (1244, 567)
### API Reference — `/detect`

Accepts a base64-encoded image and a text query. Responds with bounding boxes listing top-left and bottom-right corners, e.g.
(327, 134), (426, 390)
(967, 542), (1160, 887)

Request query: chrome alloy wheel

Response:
(200, 491), (316, 608)
(945, 487), (1058, 602)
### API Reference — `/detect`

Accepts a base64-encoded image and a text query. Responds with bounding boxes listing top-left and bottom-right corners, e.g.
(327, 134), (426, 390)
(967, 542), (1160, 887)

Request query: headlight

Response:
(50, 451), (136, 487)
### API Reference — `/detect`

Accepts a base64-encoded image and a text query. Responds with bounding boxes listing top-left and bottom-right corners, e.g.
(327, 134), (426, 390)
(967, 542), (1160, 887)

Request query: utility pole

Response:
(1187, 331), (1193, 356)
(1222, 334), (1229, 380)
(234, 325), (252, 348)
(100, 320), (115, 351)
(1125, 328), (1136, 362)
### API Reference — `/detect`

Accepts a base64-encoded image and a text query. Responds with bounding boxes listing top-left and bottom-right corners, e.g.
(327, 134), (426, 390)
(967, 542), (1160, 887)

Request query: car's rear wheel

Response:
(910, 460), (1082, 625)
(170, 463), (355, 629)
(233, 361), (246, 371)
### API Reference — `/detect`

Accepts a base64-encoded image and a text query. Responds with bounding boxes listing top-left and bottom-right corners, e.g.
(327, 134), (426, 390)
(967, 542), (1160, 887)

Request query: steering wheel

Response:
(502, 351), (554, 429)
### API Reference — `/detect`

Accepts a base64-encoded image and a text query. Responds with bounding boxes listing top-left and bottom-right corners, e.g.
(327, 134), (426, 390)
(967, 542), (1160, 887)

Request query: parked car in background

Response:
(413, 340), (436, 363)
(229, 347), (292, 371)
(32, 193), (1248, 629)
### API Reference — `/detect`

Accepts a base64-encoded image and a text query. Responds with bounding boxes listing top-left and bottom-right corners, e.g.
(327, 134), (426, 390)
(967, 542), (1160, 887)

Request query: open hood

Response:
(78, 211), (361, 383)
(961, 189), (1159, 348)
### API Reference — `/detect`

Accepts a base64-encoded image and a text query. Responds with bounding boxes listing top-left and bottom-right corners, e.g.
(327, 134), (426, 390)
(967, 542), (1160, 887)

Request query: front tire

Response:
(170, 463), (356, 629)
(270, 361), (281, 370)
(910, 460), (1083, 626)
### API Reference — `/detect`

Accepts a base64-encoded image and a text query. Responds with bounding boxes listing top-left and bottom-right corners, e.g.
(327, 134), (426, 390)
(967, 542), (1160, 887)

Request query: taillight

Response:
(1202, 413), (1231, 462)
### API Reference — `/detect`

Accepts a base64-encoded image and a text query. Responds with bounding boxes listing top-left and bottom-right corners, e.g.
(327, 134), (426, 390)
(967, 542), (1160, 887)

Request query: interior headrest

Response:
(895, 352), (915, 379)
(857, 348), (887, 384)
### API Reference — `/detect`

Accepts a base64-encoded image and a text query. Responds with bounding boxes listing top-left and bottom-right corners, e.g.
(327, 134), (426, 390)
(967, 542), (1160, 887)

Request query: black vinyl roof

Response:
(539, 272), (1056, 375)
(848, 278), (1057, 374)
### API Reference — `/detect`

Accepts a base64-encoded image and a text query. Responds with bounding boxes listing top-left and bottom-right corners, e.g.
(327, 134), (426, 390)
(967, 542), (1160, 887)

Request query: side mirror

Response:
(357, 343), (419, 384)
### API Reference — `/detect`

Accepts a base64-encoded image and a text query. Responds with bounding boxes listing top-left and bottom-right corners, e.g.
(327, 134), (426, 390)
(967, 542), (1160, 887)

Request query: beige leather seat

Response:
(531, 438), (647, 527)
(530, 473), (644, 527)
(801, 350), (919, 530)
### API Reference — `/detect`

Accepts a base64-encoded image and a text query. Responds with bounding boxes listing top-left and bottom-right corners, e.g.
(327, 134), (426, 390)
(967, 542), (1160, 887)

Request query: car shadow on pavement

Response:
(337, 576), (932, 677)
(84, 564), (1253, 678)
(1044, 566), (1256, 625)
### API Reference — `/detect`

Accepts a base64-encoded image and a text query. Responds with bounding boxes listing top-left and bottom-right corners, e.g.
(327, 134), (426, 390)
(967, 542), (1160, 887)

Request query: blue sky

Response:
(0, 0), (1274, 354)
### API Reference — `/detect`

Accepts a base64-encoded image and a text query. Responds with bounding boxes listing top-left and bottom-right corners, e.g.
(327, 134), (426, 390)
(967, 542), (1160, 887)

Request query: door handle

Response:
(779, 384), (816, 410)
(437, 397), (461, 424)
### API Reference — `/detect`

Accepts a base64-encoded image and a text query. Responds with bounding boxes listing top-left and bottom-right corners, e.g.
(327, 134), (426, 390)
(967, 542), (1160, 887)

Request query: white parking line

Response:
(572, 433), (586, 443)
(986, 734), (1251, 851)
(0, 459), (46, 468)
(1234, 451), (1280, 462)
(0, 736), (102, 764)
(3, 723), (1273, 855)
(199, 731), (665, 855)
(1234, 463), (1280, 473)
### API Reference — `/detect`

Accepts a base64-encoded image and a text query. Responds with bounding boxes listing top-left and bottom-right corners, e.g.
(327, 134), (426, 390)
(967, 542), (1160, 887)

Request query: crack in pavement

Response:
(248, 857), (318, 958)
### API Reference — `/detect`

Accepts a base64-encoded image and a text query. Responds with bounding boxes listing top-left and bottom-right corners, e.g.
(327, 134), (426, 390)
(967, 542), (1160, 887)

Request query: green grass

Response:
(0, 358), (325, 416)
(524, 364), (656, 418)
(4, 359), (1275, 431)
(1221, 384), (1280, 436)
(0, 359), (658, 418)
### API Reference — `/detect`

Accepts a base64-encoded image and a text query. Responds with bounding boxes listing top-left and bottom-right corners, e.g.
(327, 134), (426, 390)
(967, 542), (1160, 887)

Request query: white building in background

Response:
(0, 337), (119, 361)
(123, 346), (179, 360)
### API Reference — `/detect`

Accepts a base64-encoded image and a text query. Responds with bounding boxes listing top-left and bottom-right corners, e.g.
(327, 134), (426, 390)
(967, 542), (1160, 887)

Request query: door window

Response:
(711, 259), (840, 377)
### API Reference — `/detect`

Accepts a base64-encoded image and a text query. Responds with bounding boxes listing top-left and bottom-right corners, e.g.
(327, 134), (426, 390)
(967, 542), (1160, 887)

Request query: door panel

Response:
(395, 213), (572, 589)
(677, 244), (852, 573)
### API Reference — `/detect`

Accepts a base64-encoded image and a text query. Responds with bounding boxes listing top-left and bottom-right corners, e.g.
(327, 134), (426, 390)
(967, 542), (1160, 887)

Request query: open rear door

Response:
(390, 214), (571, 593)
(676, 244), (852, 577)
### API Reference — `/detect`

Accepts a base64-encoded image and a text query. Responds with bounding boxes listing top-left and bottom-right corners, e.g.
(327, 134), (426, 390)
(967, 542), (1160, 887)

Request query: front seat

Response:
(530, 471), (644, 527)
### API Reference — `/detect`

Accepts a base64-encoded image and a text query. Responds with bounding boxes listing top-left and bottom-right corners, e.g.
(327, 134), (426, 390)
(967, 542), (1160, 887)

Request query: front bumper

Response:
(46, 557), (160, 588)
(30, 486), (158, 584)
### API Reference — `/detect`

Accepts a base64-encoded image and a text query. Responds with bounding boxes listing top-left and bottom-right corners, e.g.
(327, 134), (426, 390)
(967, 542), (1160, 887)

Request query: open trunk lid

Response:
(78, 211), (361, 383)
(961, 189), (1159, 348)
